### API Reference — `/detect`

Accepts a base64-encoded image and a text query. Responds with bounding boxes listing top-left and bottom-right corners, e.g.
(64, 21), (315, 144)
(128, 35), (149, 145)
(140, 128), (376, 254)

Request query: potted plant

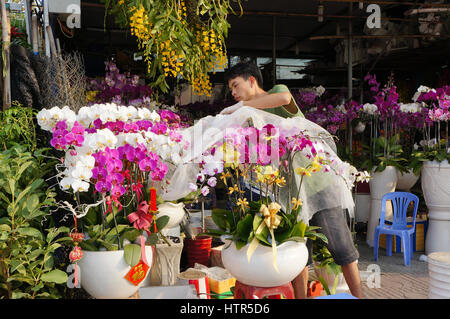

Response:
(201, 123), (366, 287)
(36, 102), (202, 298)
(311, 240), (349, 296)
(409, 85), (450, 254)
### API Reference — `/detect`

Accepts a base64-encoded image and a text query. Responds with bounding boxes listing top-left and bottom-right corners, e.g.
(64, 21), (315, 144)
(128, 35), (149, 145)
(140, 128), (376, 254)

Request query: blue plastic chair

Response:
(373, 192), (419, 266)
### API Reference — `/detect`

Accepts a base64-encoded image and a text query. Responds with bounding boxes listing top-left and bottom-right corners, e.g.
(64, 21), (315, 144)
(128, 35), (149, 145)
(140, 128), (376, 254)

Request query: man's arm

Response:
(243, 91), (291, 109)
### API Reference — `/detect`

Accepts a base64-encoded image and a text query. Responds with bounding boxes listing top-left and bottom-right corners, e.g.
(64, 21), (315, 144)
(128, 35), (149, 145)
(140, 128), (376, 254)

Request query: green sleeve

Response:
(265, 84), (305, 119)
(268, 84), (290, 94)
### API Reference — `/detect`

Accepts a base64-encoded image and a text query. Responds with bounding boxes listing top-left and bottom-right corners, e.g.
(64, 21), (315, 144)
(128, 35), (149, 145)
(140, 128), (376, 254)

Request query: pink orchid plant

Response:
(37, 103), (208, 260)
(202, 122), (367, 263)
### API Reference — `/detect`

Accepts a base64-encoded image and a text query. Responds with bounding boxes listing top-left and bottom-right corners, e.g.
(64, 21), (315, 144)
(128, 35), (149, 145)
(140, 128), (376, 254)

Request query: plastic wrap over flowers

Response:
(37, 103), (207, 216)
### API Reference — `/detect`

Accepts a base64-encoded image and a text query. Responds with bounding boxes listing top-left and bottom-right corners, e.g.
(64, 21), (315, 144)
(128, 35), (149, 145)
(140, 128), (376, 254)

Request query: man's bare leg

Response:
(341, 261), (363, 299)
(292, 266), (309, 299)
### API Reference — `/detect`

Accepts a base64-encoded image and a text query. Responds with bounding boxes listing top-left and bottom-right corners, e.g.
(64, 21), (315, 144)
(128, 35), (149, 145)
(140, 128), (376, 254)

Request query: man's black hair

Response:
(224, 62), (263, 88)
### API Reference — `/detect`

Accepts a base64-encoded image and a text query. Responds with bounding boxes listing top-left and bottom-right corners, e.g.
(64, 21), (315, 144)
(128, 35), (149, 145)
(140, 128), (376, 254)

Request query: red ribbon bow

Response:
(127, 201), (153, 232)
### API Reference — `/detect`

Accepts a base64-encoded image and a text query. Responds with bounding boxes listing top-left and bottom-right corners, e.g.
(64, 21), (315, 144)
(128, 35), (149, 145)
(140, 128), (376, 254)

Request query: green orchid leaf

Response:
(211, 208), (231, 231)
(156, 215), (170, 231)
(146, 233), (159, 246)
(123, 243), (142, 267)
(236, 214), (253, 241)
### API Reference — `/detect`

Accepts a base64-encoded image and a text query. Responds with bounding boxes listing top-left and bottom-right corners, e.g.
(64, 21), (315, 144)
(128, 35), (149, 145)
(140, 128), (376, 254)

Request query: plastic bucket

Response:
(428, 252), (450, 299)
(185, 236), (212, 268)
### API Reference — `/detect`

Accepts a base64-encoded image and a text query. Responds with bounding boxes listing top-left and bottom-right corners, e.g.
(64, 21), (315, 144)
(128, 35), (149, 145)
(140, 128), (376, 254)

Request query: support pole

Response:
(347, 3), (353, 153)
(1, 0), (11, 111)
(23, 0), (32, 47)
(43, 0), (50, 57)
(272, 16), (276, 86)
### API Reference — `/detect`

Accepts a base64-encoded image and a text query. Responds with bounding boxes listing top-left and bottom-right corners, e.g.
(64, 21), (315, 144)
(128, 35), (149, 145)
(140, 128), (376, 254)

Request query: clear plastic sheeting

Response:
(163, 106), (356, 223)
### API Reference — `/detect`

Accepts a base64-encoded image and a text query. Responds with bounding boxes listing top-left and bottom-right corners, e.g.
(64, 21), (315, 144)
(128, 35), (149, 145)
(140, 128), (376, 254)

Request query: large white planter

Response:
(428, 252), (450, 299)
(221, 240), (308, 287)
(78, 247), (153, 299)
(396, 169), (420, 191)
(422, 160), (450, 254)
(313, 263), (349, 294)
(366, 166), (398, 247)
(157, 202), (186, 236)
(355, 193), (371, 223)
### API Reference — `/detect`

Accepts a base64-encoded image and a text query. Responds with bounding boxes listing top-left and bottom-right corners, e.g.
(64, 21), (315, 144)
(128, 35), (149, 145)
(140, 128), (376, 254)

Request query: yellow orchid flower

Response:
(275, 176), (286, 187)
(295, 167), (312, 176)
(222, 143), (240, 168)
(263, 166), (279, 177)
(311, 156), (323, 172)
(291, 197), (302, 210)
(228, 184), (240, 195)
(220, 171), (231, 186)
(237, 198), (249, 212)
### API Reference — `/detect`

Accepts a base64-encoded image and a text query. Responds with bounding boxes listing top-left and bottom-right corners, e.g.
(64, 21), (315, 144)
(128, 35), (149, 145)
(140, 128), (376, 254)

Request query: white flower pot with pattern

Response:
(396, 169), (420, 191)
(78, 247), (153, 299)
(157, 202), (186, 236)
(421, 160), (450, 254)
(221, 239), (308, 287)
(143, 238), (183, 287)
(366, 166), (398, 247)
(428, 252), (450, 299)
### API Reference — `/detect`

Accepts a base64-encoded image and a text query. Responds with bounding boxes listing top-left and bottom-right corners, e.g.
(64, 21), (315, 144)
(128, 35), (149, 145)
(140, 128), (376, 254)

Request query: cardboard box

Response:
(193, 264), (236, 299)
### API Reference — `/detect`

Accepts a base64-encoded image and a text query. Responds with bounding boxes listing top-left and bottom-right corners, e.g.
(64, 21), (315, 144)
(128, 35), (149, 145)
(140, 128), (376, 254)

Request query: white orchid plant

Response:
(36, 103), (215, 257)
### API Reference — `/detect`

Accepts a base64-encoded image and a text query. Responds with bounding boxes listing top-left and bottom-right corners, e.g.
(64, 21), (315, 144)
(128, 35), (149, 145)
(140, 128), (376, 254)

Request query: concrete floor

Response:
(308, 232), (430, 299)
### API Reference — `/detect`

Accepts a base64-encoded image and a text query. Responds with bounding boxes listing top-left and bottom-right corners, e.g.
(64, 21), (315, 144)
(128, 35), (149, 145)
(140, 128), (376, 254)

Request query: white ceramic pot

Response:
(428, 252), (450, 299)
(313, 263), (349, 294)
(396, 169), (420, 191)
(366, 166), (398, 247)
(78, 246), (153, 299)
(421, 160), (450, 254)
(221, 240), (308, 287)
(355, 193), (371, 223)
(144, 238), (183, 287)
(157, 202), (186, 235)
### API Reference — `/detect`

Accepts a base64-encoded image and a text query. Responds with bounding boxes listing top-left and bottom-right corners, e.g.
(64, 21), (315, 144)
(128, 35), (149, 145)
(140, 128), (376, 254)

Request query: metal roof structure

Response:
(58, 1), (449, 91)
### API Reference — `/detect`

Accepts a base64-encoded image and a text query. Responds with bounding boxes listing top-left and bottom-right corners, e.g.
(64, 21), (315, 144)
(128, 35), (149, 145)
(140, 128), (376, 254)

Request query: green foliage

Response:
(80, 204), (142, 252)
(361, 134), (408, 173)
(0, 145), (71, 299)
(0, 103), (38, 152)
(79, 201), (172, 266)
(312, 240), (342, 296)
(202, 204), (328, 249)
(100, 0), (242, 95)
(410, 140), (450, 175)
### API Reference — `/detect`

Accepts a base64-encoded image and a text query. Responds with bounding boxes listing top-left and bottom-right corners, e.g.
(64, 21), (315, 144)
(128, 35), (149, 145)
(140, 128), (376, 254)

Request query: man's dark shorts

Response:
(306, 206), (359, 266)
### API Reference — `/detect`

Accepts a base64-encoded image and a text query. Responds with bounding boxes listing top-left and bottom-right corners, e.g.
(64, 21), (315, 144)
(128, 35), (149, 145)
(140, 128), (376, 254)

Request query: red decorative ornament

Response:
(124, 260), (150, 286)
(69, 232), (84, 243)
(69, 216), (83, 287)
(69, 245), (83, 262)
(149, 186), (158, 233)
(149, 187), (157, 212)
